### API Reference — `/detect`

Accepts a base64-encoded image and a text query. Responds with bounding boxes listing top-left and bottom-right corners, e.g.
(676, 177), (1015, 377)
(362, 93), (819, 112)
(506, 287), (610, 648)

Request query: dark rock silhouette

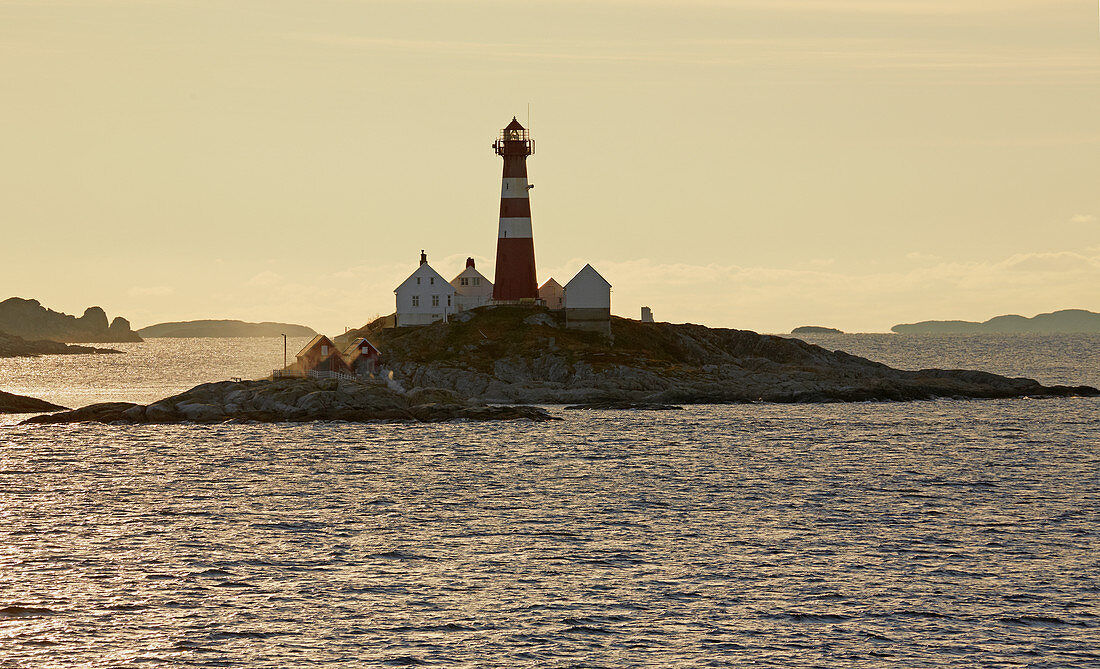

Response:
(0, 390), (68, 414)
(0, 332), (121, 358)
(23, 377), (556, 424)
(792, 326), (844, 335)
(0, 298), (141, 343)
(893, 309), (1100, 334)
(137, 320), (316, 338)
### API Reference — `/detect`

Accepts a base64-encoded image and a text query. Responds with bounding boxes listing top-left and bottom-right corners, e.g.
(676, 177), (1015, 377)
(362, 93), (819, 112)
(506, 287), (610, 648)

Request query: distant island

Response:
(892, 309), (1100, 334)
(0, 332), (121, 358)
(791, 326), (844, 335)
(137, 320), (316, 338)
(0, 297), (141, 343)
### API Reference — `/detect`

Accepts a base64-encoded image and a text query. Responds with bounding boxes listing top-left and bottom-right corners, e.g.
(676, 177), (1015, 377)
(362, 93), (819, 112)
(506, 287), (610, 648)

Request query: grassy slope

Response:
(338, 306), (868, 377)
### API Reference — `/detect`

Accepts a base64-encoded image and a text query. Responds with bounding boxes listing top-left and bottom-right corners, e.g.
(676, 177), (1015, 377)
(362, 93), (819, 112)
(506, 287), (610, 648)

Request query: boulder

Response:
(176, 402), (226, 422)
(79, 307), (110, 333)
(145, 402), (180, 422)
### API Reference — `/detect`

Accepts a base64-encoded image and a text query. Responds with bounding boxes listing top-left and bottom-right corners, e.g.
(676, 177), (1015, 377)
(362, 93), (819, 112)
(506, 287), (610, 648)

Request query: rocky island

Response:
(893, 309), (1100, 334)
(137, 320), (317, 338)
(0, 297), (141, 343)
(791, 326), (844, 335)
(23, 376), (555, 424)
(337, 306), (1098, 404)
(0, 332), (122, 358)
(19, 306), (1098, 425)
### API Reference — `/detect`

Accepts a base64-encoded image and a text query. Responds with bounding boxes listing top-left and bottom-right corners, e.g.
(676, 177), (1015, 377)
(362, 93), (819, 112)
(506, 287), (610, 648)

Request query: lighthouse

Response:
(492, 117), (539, 301)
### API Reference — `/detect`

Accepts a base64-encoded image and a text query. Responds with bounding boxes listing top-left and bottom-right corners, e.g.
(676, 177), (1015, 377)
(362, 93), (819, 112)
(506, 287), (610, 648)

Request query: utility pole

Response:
(281, 334), (287, 370)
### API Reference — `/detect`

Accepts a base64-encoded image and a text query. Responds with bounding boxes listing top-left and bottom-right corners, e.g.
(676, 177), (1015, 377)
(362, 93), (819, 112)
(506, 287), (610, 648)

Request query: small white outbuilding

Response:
(563, 264), (612, 334)
(394, 251), (456, 327)
(538, 278), (564, 310)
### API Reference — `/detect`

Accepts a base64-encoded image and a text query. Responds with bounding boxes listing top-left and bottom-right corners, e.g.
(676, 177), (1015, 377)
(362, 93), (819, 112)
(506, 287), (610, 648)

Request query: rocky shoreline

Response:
(21, 377), (557, 425)
(347, 307), (1100, 405)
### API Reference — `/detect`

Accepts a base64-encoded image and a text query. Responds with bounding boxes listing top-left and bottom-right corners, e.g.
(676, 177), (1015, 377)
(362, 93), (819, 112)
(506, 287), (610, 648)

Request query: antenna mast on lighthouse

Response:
(491, 117), (539, 301)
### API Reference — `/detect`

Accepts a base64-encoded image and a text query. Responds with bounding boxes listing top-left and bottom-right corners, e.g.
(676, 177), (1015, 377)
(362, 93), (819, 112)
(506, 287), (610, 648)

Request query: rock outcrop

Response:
(137, 320), (317, 338)
(0, 298), (142, 343)
(344, 306), (1099, 405)
(0, 391), (68, 414)
(0, 332), (122, 358)
(21, 377), (557, 425)
(791, 326), (844, 335)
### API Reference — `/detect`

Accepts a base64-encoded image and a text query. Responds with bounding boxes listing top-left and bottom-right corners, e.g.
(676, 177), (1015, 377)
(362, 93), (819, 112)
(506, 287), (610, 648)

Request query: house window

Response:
(362, 346), (370, 354)
(461, 278), (469, 286)
(430, 277), (435, 285)
(412, 295), (419, 307)
(473, 277), (480, 286)
(321, 345), (328, 356)
(432, 295), (439, 307)
(447, 295), (452, 306)
(416, 277), (421, 285)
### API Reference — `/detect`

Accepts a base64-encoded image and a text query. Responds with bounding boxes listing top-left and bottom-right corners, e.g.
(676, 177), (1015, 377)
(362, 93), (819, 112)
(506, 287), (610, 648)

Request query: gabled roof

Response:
(296, 334), (338, 358)
(564, 264), (611, 289)
(343, 337), (381, 356)
(394, 261), (455, 294)
(452, 265), (490, 282)
(539, 277), (563, 291)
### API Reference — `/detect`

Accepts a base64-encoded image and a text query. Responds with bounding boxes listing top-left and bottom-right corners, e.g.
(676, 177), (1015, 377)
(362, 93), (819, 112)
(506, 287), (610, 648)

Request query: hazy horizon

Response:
(3, 0), (1097, 335)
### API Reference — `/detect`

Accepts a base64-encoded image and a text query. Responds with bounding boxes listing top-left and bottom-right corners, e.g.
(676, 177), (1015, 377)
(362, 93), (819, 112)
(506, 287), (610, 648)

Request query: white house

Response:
(563, 264), (612, 334)
(450, 257), (493, 312)
(394, 251), (457, 327)
(538, 278), (564, 310)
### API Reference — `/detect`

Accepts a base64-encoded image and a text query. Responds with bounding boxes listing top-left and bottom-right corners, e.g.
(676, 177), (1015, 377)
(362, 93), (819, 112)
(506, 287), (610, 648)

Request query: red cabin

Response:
(295, 335), (354, 376)
(343, 337), (381, 376)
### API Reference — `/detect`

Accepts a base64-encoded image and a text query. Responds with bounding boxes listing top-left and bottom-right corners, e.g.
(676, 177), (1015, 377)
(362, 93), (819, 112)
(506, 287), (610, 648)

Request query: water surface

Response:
(1, 335), (1098, 666)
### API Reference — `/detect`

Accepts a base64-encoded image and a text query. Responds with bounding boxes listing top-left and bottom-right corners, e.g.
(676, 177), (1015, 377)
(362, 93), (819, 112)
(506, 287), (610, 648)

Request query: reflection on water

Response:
(2, 402), (1099, 666)
(1, 335), (1098, 666)
(0, 336), (313, 409)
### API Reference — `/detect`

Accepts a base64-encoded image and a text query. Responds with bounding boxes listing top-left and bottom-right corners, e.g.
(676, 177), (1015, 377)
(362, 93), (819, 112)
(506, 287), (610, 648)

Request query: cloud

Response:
(905, 252), (941, 262)
(1070, 214), (1096, 224)
(538, 249), (1100, 333)
(715, 0), (1075, 15)
(996, 251), (1100, 273)
(244, 271), (282, 288)
(143, 248), (1100, 336)
(128, 286), (173, 297)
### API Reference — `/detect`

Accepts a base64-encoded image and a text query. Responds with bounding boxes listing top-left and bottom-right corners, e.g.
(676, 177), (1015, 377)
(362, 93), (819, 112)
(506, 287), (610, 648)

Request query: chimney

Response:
(466, 257), (475, 269)
(420, 250), (427, 266)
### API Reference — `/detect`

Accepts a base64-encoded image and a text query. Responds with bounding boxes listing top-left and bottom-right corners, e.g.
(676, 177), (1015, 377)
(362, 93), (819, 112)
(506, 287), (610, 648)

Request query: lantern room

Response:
(493, 117), (534, 156)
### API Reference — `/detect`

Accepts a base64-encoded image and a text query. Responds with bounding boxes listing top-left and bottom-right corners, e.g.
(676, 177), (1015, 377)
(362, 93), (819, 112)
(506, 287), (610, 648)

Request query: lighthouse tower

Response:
(492, 117), (539, 301)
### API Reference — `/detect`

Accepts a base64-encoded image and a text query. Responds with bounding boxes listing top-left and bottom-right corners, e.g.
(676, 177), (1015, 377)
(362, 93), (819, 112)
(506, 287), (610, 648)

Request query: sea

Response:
(1, 334), (1098, 667)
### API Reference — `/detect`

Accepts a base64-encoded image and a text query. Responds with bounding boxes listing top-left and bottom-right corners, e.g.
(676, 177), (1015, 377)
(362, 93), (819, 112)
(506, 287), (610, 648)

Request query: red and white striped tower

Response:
(492, 117), (538, 301)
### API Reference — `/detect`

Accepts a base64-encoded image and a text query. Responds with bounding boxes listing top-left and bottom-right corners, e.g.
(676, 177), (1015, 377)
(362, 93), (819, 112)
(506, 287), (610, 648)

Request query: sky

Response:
(1, 0), (1097, 334)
